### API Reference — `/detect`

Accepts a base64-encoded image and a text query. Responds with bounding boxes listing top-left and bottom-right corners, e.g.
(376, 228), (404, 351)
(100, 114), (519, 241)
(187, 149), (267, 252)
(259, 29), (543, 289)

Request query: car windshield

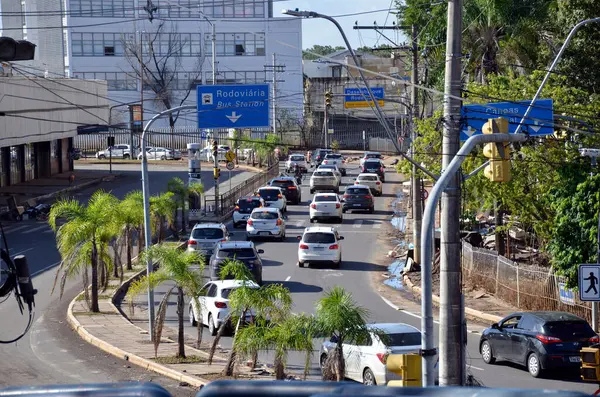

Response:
(216, 248), (256, 259)
(314, 196), (337, 202)
(258, 189), (280, 200)
(346, 187), (370, 195)
(303, 232), (335, 244)
(237, 199), (262, 211)
(290, 155), (304, 161)
(191, 228), (224, 239)
(252, 211), (279, 220)
(544, 321), (595, 339)
(384, 332), (422, 347)
(359, 176), (378, 181)
(314, 171), (333, 177)
(271, 180), (294, 188)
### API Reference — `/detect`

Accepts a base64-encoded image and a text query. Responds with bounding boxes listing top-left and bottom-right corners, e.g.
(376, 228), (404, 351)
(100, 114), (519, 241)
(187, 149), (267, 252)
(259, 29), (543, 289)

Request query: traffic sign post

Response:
(225, 150), (236, 163)
(579, 264), (600, 301)
(344, 87), (385, 109)
(226, 161), (235, 170)
(461, 99), (554, 141)
(196, 84), (270, 129)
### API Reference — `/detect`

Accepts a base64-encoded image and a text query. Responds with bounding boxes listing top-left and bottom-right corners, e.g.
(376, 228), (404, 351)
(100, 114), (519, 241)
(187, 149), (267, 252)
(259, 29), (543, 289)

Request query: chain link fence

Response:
(462, 241), (591, 322)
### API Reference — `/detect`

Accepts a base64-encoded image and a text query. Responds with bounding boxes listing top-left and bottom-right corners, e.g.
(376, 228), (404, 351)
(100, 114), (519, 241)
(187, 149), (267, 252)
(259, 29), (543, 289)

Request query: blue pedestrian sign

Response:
(197, 84), (270, 129)
(461, 98), (554, 141)
(579, 264), (600, 301)
(344, 87), (385, 109)
(200, 131), (207, 140)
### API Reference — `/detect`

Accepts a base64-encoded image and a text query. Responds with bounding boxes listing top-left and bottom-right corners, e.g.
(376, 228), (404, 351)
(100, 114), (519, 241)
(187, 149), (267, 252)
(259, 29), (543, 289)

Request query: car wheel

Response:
(363, 368), (376, 386)
(123, 154), (130, 159)
(160, 155), (166, 160)
(527, 352), (543, 378)
(480, 340), (495, 364)
(310, 189), (314, 194)
(98, 155), (106, 160)
(332, 260), (340, 269)
(342, 209), (347, 214)
(189, 305), (197, 326)
(368, 207), (375, 214)
(309, 218), (314, 223)
(298, 261), (304, 268)
(208, 314), (217, 336)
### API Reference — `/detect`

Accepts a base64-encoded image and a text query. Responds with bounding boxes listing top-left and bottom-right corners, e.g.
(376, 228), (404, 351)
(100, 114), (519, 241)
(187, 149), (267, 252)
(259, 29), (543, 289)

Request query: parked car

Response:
(205, 145), (231, 162)
(479, 311), (598, 378)
(189, 280), (259, 336)
(309, 193), (342, 223)
(138, 147), (181, 160)
(361, 159), (386, 182)
(313, 148), (333, 166)
(285, 154), (308, 173)
(297, 226), (343, 268)
(255, 186), (287, 212)
(341, 185), (374, 214)
(319, 323), (432, 385)
(186, 223), (230, 257)
(355, 173), (383, 196)
(360, 151), (383, 167)
(317, 164), (343, 181)
(269, 177), (301, 205)
(310, 170), (339, 194)
(71, 148), (82, 160)
(322, 153), (347, 176)
(232, 196), (265, 228)
(209, 241), (264, 285)
(96, 144), (131, 159)
(246, 207), (286, 241)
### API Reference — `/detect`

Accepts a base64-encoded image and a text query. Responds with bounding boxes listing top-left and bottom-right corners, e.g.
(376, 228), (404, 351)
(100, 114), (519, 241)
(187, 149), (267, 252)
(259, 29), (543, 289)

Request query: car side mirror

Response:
(296, 236), (302, 241)
(491, 323), (500, 329)
(338, 236), (345, 240)
(257, 249), (264, 254)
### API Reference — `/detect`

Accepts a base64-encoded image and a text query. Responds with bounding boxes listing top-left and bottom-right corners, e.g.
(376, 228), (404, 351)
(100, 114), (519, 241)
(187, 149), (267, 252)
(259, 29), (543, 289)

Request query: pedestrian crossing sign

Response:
(579, 264), (600, 301)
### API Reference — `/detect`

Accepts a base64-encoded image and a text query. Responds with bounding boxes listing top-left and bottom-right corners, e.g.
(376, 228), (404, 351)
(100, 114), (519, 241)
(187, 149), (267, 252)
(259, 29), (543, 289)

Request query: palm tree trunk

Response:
(208, 313), (232, 365)
(112, 240), (119, 279)
(223, 310), (246, 376)
(126, 227), (132, 270)
(274, 353), (285, 380)
(181, 197), (186, 234)
(176, 287), (186, 358)
(336, 342), (345, 382)
(99, 250), (106, 291)
(90, 240), (100, 312)
(197, 321), (204, 349)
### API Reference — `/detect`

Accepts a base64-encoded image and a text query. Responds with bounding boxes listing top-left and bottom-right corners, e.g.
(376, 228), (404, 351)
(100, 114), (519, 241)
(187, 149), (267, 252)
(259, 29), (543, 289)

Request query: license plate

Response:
(259, 232), (270, 236)
(313, 247), (324, 251)
(570, 356), (581, 362)
(353, 204), (361, 207)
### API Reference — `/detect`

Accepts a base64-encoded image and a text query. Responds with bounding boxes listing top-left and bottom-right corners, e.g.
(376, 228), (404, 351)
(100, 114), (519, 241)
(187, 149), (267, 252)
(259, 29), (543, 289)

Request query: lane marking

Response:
(22, 225), (48, 234)
(4, 224), (30, 233)
(44, 229), (55, 234)
(353, 220), (363, 228)
(468, 365), (485, 371)
(373, 221), (382, 229)
(11, 247), (33, 256)
(380, 295), (400, 310)
(32, 261), (61, 277)
(285, 276), (291, 282)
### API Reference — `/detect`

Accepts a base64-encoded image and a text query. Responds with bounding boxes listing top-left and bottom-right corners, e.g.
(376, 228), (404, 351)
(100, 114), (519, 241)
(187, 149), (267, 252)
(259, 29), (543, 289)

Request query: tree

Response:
(123, 22), (204, 135)
(119, 191), (145, 270)
(315, 286), (371, 381)
(127, 243), (205, 357)
(167, 177), (204, 234)
(49, 191), (119, 312)
(150, 192), (178, 243)
(303, 45), (345, 60)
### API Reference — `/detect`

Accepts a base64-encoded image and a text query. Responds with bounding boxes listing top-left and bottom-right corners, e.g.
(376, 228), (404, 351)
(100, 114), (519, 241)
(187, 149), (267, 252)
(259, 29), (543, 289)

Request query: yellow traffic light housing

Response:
(325, 91), (332, 108)
(213, 167), (220, 179)
(581, 347), (600, 381)
(212, 140), (218, 157)
(386, 354), (422, 387)
(482, 117), (511, 182)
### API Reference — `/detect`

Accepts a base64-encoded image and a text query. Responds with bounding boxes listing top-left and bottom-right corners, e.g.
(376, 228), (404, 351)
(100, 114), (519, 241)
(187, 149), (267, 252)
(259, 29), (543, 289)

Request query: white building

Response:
(0, 0), (303, 129)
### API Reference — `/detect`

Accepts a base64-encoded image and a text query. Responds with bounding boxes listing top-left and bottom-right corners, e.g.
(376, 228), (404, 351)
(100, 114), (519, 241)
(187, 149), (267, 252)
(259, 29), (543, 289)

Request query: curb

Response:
(33, 174), (118, 203)
(402, 274), (503, 324)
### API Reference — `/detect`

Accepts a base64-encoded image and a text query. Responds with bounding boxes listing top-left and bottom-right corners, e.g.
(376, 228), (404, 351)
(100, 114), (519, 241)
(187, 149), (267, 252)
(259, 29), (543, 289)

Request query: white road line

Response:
(372, 221), (382, 229)
(285, 276), (291, 282)
(380, 295), (400, 310)
(468, 365), (485, 371)
(295, 220), (305, 228)
(32, 261), (61, 276)
(353, 220), (363, 228)
(3, 224), (30, 233)
(43, 229), (55, 234)
(11, 247), (33, 256)
(22, 225), (48, 234)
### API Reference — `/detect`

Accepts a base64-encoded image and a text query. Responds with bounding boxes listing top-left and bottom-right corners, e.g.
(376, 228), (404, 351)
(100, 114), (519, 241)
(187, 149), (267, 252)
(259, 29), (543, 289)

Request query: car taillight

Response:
(376, 352), (387, 364)
(311, 203), (316, 209)
(355, 181), (359, 184)
(380, 167), (384, 173)
(329, 244), (339, 250)
(342, 160), (345, 163)
(234, 205), (240, 211)
(343, 194), (349, 199)
(365, 195), (372, 199)
(219, 239), (227, 242)
(590, 335), (600, 343)
(214, 301), (227, 308)
(335, 203), (340, 208)
(188, 240), (197, 245)
(323, 160), (328, 164)
(299, 244), (309, 249)
(362, 167), (367, 172)
(288, 186), (297, 190)
(536, 334), (562, 344)
(376, 182), (381, 185)
(276, 219), (283, 226)
(278, 194), (283, 198)
(247, 219), (253, 226)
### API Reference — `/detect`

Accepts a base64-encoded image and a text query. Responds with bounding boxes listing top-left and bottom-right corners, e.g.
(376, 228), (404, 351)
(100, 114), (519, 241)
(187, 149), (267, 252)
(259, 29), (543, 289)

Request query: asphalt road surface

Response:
(0, 162), (240, 394)
(145, 162), (598, 392)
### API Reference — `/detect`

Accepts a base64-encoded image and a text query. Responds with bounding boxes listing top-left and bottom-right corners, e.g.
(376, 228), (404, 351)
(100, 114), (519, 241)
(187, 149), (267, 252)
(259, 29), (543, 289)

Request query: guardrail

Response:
(219, 161), (280, 215)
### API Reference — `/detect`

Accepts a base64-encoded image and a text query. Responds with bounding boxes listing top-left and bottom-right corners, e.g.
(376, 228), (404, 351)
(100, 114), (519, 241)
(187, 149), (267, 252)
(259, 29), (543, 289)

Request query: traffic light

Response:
(581, 347), (600, 381)
(212, 140), (218, 157)
(482, 117), (511, 182)
(325, 91), (332, 108)
(386, 354), (422, 387)
(0, 37), (35, 61)
(213, 167), (220, 180)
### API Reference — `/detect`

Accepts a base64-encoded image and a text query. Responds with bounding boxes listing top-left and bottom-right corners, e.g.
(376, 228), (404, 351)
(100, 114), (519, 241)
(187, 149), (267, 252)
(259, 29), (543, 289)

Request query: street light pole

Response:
(141, 104), (196, 341)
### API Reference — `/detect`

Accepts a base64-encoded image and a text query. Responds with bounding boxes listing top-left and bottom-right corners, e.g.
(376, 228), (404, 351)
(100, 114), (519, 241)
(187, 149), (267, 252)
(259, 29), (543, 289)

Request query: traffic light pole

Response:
(324, 94), (329, 149)
(214, 140), (220, 216)
(419, 132), (527, 386)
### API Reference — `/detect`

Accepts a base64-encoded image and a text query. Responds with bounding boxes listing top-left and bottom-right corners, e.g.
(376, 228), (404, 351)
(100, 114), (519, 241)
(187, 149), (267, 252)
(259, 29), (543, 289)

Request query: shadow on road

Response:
(264, 280), (323, 293)
(341, 260), (382, 273)
(491, 361), (584, 383)
(262, 259), (283, 267)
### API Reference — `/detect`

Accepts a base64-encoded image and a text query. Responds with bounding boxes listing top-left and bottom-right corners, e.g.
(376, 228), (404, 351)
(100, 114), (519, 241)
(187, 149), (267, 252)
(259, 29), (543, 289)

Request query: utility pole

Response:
(139, 31), (144, 160)
(439, 0), (464, 386)
(264, 54), (285, 138)
(324, 94), (329, 149)
(410, 25), (422, 265)
(212, 31), (218, 216)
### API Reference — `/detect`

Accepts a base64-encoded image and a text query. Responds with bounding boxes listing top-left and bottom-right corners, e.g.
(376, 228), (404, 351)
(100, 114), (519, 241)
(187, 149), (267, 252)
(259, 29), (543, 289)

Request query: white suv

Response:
(322, 153), (346, 176)
(355, 173), (383, 196)
(256, 186), (287, 212)
(285, 154), (308, 173)
(187, 223), (230, 257)
(96, 144), (131, 159)
(297, 226), (344, 268)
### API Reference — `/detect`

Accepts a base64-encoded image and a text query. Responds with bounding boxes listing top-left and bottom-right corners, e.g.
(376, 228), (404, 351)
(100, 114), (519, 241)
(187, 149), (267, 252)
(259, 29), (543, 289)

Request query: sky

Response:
(277, 0), (408, 50)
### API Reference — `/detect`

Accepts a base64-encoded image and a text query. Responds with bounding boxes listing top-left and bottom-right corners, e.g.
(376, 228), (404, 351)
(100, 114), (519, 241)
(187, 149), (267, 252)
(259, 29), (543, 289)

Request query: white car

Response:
(246, 207), (286, 241)
(309, 193), (342, 223)
(360, 151), (383, 167)
(297, 226), (343, 268)
(317, 164), (342, 181)
(310, 170), (340, 194)
(186, 222), (230, 257)
(137, 147), (181, 160)
(322, 153), (346, 176)
(285, 154), (308, 173)
(355, 173), (383, 196)
(255, 186), (287, 212)
(232, 196), (265, 228)
(319, 323), (438, 385)
(189, 279), (259, 336)
(96, 144), (132, 159)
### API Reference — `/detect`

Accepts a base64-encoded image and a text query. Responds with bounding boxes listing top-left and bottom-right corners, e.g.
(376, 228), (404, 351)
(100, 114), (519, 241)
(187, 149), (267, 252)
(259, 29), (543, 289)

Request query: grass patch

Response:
(75, 294), (113, 301)
(153, 355), (207, 364)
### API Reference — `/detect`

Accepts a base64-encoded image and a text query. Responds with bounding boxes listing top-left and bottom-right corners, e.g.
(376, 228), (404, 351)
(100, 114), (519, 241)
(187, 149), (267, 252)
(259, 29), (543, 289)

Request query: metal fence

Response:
(462, 241), (591, 322)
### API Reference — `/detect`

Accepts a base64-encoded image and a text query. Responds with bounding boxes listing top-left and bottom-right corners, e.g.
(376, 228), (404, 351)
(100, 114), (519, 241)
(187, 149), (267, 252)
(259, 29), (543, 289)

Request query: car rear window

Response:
(346, 187), (371, 195)
(385, 332), (422, 347)
(237, 199), (262, 211)
(271, 180), (295, 188)
(364, 161), (381, 167)
(366, 153), (382, 158)
(303, 232), (336, 244)
(314, 171), (334, 177)
(314, 196), (337, 202)
(325, 154), (342, 159)
(258, 189), (280, 200)
(191, 228), (224, 239)
(221, 286), (257, 298)
(290, 155), (305, 161)
(252, 211), (279, 220)
(544, 321), (595, 339)
(359, 176), (378, 181)
(217, 248), (256, 259)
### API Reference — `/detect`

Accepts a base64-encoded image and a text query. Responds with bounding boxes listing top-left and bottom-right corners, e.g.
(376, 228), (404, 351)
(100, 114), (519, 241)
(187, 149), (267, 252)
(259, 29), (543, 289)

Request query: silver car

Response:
(246, 207), (286, 241)
(310, 170), (340, 194)
(187, 223), (230, 257)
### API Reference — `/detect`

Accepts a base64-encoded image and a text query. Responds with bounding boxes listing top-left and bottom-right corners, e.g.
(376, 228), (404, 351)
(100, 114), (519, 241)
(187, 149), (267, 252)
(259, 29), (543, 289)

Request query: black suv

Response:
(269, 177), (301, 204)
(362, 159), (386, 182)
(209, 241), (264, 285)
(341, 185), (374, 214)
(313, 149), (333, 166)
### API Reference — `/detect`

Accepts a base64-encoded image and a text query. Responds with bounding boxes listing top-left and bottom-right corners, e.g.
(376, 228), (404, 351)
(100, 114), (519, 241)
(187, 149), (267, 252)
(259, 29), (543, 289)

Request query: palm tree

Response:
(315, 286), (370, 382)
(49, 190), (119, 312)
(126, 243), (205, 357)
(119, 191), (145, 270)
(150, 192), (177, 243)
(167, 177), (204, 235)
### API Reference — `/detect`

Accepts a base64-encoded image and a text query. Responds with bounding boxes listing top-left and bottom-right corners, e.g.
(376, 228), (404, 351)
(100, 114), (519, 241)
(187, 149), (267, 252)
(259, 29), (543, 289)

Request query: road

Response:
(144, 162), (598, 392)
(0, 162), (241, 394)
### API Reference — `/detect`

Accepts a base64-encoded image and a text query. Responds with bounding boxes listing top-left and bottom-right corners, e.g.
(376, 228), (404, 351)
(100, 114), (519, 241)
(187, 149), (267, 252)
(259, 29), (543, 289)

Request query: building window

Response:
(69, 0), (135, 17)
(205, 70), (266, 85)
(203, 0), (264, 18)
(141, 33), (201, 57)
(206, 33), (265, 57)
(153, 0), (193, 18)
(73, 71), (138, 91)
(71, 32), (126, 56)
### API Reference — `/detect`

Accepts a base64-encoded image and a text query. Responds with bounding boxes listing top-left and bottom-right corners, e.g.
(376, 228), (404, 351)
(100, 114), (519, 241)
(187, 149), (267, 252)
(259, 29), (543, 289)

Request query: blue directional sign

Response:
(344, 87), (385, 109)
(461, 98), (554, 141)
(196, 84), (270, 129)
